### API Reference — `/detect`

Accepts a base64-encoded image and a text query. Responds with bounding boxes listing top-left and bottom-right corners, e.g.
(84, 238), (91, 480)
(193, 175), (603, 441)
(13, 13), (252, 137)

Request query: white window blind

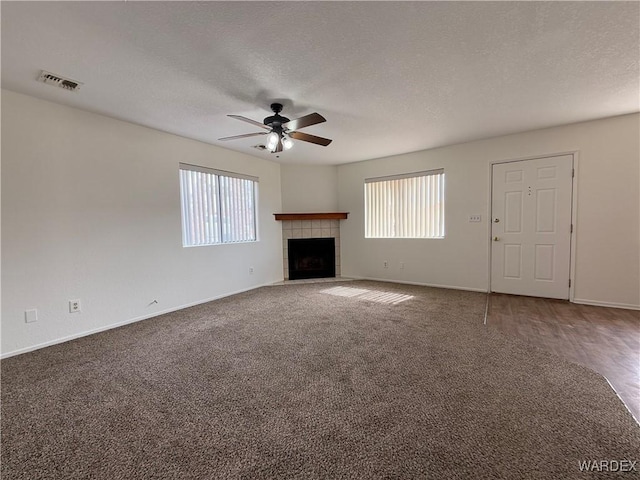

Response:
(365, 169), (444, 238)
(179, 163), (257, 247)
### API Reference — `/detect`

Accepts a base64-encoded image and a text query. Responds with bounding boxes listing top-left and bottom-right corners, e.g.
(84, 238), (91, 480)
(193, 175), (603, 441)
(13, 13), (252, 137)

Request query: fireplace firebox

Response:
(288, 238), (336, 280)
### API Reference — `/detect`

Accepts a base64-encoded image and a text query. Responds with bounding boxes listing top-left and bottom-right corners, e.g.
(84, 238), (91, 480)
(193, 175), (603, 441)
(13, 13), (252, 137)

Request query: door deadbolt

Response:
(493, 218), (500, 223)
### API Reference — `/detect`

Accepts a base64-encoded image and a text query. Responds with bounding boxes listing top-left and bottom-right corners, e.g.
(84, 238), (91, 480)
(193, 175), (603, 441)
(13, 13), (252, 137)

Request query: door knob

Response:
(493, 236), (500, 241)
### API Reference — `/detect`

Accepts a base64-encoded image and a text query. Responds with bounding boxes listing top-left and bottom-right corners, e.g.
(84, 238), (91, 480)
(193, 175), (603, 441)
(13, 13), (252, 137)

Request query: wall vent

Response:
(37, 70), (83, 92)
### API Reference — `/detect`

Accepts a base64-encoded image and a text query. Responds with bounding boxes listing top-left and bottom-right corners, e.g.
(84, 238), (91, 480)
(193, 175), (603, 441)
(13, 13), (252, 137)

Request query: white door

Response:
(491, 155), (573, 299)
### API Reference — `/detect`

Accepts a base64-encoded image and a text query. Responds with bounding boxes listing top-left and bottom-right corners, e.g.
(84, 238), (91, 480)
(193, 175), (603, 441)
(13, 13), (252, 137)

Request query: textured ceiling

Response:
(2, 1), (638, 165)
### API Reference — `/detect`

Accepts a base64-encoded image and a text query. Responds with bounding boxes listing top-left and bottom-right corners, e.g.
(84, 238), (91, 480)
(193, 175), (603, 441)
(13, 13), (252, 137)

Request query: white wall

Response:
(338, 114), (640, 309)
(280, 164), (338, 212)
(1, 90), (284, 356)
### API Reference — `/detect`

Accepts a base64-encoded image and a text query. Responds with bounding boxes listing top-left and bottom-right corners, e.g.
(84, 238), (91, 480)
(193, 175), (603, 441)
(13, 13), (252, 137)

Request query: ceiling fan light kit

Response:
(266, 131), (279, 150)
(220, 103), (332, 154)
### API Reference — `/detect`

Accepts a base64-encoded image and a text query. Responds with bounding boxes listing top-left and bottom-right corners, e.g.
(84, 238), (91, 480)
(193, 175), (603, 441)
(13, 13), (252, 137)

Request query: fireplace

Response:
(276, 214), (347, 281)
(288, 238), (336, 280)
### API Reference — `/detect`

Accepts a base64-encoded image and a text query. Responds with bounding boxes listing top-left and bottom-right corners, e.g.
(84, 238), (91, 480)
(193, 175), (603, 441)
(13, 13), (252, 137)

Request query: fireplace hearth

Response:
(288, 238), (336, 280)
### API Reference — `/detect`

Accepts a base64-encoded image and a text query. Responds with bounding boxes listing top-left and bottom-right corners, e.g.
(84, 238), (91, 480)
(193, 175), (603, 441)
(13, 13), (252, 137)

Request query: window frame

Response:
(364, 168), (445, 239)
(179, 163), (258, 247)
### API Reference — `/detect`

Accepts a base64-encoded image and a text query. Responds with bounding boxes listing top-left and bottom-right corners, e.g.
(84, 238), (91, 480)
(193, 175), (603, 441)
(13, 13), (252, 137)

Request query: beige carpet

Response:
(2, 281), (638, 479)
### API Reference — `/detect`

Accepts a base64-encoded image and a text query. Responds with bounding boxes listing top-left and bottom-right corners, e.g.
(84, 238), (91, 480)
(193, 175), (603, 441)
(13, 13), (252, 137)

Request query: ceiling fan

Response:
(219, 103), (332, 153)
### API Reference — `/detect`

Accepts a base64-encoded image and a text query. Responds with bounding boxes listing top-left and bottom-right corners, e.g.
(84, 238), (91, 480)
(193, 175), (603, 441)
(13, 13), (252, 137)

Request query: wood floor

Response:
(486, 294), (640, 422)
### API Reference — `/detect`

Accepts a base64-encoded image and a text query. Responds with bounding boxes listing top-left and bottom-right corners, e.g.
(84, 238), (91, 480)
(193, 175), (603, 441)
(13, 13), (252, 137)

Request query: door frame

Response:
(487, 151), (579, 301)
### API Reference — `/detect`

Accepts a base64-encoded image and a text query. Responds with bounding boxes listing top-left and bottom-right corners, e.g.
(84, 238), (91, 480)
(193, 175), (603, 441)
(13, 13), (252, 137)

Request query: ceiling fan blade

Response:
(283, 112), (326, 131)
(289, 131), (333, 147)
(218, 132), (267, 141)
(228, 115), (270, 130)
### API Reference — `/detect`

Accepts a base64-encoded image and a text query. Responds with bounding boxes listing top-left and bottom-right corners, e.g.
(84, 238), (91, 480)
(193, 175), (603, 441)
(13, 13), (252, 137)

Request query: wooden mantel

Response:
(273, 212), (349, 221)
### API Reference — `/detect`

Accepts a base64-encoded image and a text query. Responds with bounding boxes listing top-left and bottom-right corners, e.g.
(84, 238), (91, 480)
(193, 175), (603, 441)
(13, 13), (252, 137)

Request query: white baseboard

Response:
(572, 298), (640, 311)
(5, 283), (634, 360)
(1, 282), (274, 360)
(348, 276), (488, 293)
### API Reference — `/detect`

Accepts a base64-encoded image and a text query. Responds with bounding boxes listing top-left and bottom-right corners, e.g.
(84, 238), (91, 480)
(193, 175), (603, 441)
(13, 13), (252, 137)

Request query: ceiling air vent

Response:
(37, 70), (83, 92)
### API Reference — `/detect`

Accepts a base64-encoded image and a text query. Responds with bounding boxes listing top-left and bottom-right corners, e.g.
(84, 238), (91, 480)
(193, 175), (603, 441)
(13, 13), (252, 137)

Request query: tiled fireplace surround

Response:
(280, 219), (342, 280)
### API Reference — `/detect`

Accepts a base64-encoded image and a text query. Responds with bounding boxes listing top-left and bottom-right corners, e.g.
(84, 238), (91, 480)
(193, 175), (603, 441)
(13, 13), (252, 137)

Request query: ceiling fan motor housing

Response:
(264, 103), (289, 130)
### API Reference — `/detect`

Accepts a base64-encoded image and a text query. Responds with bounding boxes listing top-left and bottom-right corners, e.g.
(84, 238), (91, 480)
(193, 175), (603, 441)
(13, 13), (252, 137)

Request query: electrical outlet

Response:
(69, 299), (81, 313)
(383, 261), (389, 269)
(249, 267), (254, 274)
(469, 215), (482, 222)
(25, 309), (38, 323)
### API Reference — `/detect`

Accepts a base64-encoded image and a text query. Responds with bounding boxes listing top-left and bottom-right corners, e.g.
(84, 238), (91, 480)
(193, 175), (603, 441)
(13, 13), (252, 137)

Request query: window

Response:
(365, 169), (444, 238)
(179, 163), (258, 246)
